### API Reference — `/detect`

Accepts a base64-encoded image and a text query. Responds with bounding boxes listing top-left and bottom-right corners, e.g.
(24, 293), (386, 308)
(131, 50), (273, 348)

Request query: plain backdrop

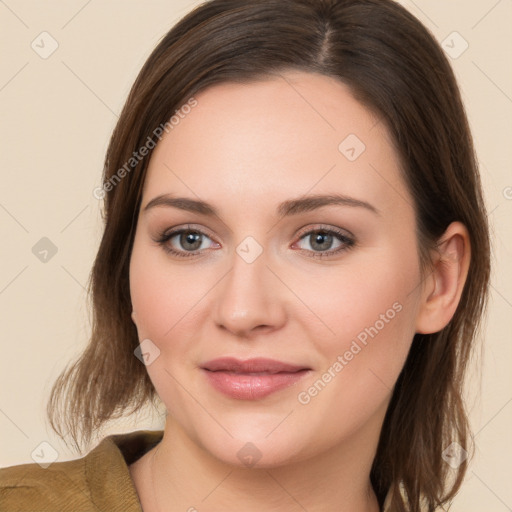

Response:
(1, 1), (511, 510)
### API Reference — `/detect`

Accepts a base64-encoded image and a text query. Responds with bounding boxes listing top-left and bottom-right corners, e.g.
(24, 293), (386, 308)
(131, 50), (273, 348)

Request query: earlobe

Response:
(415, 222), (471, 334)
(131, 310), (137, 325)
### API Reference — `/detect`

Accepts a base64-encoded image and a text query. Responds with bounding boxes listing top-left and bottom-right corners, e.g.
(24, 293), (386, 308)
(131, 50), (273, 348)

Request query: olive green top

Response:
(0, 430), (392, 511)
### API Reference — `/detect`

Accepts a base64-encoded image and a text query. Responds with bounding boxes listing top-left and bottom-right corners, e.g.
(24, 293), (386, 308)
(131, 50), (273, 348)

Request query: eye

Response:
(155, 225), (218, 258)
(293, 227), (355, 258)
(154, 224), (355, 260)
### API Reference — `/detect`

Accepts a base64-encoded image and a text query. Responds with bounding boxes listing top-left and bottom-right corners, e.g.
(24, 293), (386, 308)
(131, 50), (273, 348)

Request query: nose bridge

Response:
(212, 239), (286, 336)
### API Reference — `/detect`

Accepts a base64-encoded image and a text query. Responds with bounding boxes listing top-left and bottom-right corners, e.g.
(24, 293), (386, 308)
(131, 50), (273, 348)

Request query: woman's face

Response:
(129, 71), (424, 467)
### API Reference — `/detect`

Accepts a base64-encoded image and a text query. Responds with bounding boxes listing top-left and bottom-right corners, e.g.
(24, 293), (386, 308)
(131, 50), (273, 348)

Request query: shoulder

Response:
(0, 455), (91, 511)
(0, 430), (162, 512)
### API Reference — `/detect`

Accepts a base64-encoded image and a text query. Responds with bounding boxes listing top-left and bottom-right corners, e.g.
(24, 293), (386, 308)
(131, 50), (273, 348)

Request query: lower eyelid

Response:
(294, 231), (354, 253)
(166, 230), (217, 250)
(156, 227), (354, 257)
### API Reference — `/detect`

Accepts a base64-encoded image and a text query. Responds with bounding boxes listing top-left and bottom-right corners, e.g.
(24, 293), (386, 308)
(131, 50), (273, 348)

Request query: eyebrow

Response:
(143, 193), (380, 217)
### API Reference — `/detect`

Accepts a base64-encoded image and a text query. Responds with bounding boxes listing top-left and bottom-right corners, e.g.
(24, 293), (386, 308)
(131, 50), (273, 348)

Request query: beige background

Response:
(1, 0), (511, 509)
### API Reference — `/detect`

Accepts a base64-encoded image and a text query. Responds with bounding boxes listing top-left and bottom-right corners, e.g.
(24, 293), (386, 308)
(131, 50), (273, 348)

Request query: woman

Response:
(0, 0), (490, 511)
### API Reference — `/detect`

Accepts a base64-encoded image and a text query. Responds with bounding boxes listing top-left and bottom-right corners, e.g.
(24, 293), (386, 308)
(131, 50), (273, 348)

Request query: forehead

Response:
(142, 71), (409, 219)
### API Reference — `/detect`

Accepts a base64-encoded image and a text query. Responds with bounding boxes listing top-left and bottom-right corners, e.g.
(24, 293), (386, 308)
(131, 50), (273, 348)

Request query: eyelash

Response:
(154, 224), (356, 260)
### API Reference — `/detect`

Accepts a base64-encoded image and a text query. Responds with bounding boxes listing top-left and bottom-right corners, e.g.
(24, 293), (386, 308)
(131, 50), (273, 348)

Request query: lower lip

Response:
(202, 369), (310, 400)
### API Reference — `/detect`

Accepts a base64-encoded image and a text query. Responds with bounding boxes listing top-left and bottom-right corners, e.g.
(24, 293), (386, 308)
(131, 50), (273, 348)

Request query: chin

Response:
(210, 439), (306, 469)
(190, 422), (312, 469)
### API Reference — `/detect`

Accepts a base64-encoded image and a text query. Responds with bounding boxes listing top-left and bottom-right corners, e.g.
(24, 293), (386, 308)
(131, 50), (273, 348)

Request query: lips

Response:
(200, 357), (311, 400)
(200, 357), (310, 374)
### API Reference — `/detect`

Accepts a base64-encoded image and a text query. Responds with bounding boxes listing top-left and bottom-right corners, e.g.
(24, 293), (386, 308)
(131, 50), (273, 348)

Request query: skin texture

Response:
(128, 71), (470, 512)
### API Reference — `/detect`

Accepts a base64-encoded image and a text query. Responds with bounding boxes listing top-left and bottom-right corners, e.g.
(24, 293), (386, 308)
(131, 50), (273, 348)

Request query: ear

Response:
(131, 310), (138, 326)
(415, 221), (471, 334)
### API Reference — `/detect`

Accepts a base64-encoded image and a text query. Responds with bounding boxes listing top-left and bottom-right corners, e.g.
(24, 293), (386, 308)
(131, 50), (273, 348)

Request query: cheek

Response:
(129, 237), (203, 342)
(297, 249), (419, 388)
(129, 240), (201, 405)
(291, 257), (419, 443)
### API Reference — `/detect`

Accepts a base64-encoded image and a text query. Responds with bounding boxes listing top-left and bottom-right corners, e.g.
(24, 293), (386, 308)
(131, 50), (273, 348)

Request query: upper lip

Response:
(201, 357), (310, 374)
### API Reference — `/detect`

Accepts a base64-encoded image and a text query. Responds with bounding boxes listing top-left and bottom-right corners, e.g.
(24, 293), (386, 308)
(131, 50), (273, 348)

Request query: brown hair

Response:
(47, 1), (491, 510)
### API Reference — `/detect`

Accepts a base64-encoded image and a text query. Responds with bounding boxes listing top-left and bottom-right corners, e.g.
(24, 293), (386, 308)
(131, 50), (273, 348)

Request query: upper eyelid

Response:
(158, 225), (355, 261)
(160, 224), (354, 245)
(295, 224), (354, 239)
(159, 223), (216, 240)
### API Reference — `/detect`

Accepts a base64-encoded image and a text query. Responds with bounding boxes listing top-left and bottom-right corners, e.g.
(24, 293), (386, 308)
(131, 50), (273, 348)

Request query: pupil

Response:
(181, 231), (201, 250)
(312, 231), (332, 251)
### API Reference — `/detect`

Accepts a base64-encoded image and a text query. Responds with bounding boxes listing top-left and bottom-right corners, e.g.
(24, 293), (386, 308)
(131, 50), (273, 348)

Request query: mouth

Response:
(200, 357), (311, 400)
(200, 357), (311, 374)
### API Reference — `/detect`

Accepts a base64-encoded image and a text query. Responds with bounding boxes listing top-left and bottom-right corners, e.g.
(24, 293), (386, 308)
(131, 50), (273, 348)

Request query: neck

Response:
(143, 413), (384, 512)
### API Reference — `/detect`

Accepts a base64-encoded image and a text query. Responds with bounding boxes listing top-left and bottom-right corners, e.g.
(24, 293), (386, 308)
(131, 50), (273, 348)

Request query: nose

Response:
(212, 246), (287, 338)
